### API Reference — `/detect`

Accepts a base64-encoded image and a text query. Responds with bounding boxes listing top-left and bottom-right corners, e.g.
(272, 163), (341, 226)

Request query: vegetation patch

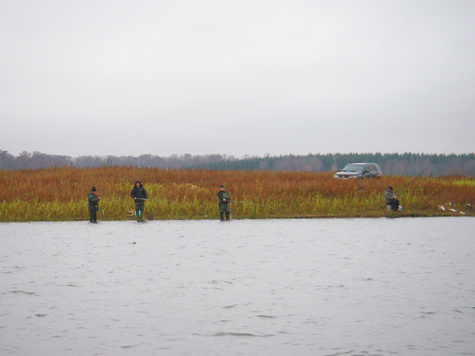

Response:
(0, 167), (473, 222)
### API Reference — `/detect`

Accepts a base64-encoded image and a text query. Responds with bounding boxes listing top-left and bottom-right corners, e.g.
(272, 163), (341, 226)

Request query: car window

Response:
(338, 163), (381, 174)
(343, 164), (364, 173)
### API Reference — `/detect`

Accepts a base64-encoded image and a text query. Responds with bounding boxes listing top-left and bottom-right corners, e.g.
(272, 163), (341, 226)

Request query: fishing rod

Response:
(230, 200), (265, 207)
(405, 165), (432, 188)
(139, 199), (266, 207)
(133, 197), (267, 211)
(393, 142), (461, 210)
(405, 142), (457, 188)
(133, 197), (183, 203)
(134, 198), (207, 205)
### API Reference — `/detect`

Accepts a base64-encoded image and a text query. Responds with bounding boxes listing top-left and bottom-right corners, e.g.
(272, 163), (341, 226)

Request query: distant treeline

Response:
(1, 150), (474, 176)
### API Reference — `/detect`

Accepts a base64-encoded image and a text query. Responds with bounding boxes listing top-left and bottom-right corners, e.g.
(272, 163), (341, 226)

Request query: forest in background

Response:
(1, 150), (474, 176)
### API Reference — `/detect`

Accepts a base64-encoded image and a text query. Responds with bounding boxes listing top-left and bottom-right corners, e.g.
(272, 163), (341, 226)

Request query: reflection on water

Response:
(1, 218), (474, 355)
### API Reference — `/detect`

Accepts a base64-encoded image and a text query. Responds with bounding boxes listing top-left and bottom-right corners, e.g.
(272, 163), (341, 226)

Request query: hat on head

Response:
(91, 187), (96, 191)
(388, 186), (393, 190)
(219, 185), (224, 188)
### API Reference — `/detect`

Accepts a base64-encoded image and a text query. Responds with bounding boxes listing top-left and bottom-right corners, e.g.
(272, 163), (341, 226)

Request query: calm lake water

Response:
(1, 217), (474, 356)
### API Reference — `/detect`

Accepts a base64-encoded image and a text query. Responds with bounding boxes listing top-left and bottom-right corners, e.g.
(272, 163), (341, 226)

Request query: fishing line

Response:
(405, 141), (458, 187)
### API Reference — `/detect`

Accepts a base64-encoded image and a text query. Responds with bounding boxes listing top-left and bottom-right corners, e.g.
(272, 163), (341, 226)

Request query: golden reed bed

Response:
(0, 167), (473, 221)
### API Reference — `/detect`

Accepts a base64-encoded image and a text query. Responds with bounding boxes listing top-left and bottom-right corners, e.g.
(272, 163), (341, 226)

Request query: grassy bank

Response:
(0, 167), (473, 221)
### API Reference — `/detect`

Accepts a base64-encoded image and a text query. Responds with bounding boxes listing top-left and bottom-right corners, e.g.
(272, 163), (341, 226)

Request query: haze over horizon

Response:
(1, 1), (474, 158)
(1, 148), (473, 160)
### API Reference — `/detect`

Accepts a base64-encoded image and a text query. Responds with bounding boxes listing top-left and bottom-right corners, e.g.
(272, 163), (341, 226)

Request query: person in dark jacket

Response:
(217, 185), (231, 221)
(385, 186), (400, 211)
(131, 181), (147, 222)
(87, 187), (101, 223)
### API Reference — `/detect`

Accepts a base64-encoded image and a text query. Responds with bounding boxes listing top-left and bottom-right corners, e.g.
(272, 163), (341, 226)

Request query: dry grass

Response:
(0, 167), (473, 221)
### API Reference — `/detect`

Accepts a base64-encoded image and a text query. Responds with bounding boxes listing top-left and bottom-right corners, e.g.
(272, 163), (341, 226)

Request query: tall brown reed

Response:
(0, 167), (473, 221)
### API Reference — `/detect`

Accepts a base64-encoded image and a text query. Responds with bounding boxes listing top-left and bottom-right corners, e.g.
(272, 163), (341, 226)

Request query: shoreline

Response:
(1, 211), (472, 223)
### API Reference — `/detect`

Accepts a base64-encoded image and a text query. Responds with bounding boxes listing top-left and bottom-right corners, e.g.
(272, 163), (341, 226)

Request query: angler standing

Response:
(131, 181), (147, 222)
(385, 186), (400, 211)
(87, 187), (101, 223)
(217, 185), (231, 221)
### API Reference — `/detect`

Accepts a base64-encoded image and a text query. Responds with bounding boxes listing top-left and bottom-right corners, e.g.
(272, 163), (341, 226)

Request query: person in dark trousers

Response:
(131, 181), (147, 222)
(217, 185), (231, 221)
(385, 186), (400, 211)
(87, 187), (101, 223)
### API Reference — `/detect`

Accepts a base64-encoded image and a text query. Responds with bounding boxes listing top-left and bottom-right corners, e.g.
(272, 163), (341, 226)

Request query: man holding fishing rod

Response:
(87, 187), (101, 223)
(385, 186), (400, 211)
(217, 185), (231, 221)
(131, 181), (147, 222)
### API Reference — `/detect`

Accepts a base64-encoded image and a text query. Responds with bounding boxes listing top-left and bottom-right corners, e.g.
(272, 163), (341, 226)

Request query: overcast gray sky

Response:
(1, 0), (474, 157)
